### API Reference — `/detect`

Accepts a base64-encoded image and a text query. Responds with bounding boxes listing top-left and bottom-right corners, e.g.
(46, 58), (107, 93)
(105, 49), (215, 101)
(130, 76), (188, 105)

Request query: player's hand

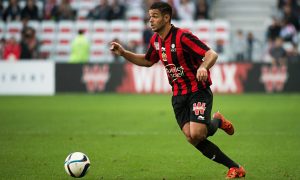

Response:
(110, 42), (125, 56)
(196, 67), (208, 81)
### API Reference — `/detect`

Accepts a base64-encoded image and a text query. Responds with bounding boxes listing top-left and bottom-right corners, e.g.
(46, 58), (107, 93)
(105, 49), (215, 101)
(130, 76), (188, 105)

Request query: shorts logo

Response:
(197, 115), (205, 120)
(193, 102), (206, 116)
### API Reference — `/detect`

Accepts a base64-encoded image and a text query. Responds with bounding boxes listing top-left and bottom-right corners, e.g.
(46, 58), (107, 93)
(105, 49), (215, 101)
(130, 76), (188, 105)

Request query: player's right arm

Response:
(110, 42), (155, 67)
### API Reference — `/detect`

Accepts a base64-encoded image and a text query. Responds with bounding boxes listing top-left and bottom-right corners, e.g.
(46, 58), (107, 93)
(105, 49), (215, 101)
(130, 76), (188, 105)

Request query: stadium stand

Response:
(5, 21), (22, 41)
(0, 19), (232, 62)
(0, 21), (6, 39)
(0, 0), (225, 62)
(2, 0), (297, 63)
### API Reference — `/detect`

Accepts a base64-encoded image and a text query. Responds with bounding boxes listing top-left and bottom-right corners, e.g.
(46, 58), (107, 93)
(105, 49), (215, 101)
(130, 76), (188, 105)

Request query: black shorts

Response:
(171, 88), (213, 129)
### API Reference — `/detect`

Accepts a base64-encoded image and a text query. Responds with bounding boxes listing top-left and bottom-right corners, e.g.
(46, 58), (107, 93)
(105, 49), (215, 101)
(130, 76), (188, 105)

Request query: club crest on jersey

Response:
(161, 47), (167, 61)
(154, 42), (159, 50)
(171, 43), (176, 52)
(162, 52), (167, 61)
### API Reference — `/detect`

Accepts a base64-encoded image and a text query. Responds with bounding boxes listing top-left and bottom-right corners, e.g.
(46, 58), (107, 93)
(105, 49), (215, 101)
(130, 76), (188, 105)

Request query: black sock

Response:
(207, 119), (220, 137)
(196, 139), (239, 168)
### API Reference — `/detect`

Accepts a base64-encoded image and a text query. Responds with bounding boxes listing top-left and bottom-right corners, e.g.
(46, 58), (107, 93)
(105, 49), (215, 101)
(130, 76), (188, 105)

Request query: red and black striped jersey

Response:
(145, 25), (212, 96)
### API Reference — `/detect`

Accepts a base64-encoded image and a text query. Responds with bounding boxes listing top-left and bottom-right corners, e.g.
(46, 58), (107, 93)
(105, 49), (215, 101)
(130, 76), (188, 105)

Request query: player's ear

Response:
(164, 14), (171, 23)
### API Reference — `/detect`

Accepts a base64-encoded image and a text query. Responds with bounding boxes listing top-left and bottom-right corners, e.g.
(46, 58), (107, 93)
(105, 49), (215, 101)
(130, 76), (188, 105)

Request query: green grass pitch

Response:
(0, 94), (300, 180)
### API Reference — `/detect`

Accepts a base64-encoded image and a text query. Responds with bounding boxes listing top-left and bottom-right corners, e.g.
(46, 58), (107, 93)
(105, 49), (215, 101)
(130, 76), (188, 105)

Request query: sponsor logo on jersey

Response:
(165, 64), (184, 81)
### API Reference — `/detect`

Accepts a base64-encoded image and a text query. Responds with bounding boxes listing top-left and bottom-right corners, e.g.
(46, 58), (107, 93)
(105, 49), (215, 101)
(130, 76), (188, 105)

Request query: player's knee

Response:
(190, 132), (206, 143)
(186, 136), (193, 144)
(186, 136), (200, 146)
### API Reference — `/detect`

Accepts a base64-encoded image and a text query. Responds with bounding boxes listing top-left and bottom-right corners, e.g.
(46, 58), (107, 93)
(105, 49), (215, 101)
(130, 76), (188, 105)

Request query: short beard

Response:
(153, 24), (165, 33)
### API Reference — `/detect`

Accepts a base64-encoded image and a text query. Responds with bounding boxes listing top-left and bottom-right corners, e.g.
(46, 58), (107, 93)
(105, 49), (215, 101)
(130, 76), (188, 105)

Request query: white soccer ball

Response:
(64, 152), (90, 178)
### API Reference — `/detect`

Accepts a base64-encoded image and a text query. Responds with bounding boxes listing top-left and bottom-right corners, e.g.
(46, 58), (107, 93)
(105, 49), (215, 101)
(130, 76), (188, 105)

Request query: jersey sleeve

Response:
(145, 35), (160, 63)
(181, 32), (210, 58)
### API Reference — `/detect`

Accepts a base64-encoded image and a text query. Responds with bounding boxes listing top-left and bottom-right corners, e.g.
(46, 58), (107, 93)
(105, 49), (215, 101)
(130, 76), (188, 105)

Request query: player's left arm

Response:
(197, 49), (218, 81)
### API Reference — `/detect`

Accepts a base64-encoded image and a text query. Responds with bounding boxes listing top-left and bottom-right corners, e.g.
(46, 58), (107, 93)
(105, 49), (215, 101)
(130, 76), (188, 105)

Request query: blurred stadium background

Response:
(1, 0), (300, 179)
(1, 0), (299, 94)
(0, 0), (299, 63)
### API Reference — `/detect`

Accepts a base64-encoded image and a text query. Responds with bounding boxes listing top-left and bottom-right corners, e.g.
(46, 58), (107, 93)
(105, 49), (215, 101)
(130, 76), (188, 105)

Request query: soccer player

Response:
(110, 2), (246, 179)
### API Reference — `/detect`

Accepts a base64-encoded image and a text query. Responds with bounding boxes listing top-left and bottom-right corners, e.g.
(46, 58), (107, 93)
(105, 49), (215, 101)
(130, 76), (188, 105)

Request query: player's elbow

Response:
(144, 64), (153, 67)
(211, 50), (218, 61)
(144, 61), (154, 67)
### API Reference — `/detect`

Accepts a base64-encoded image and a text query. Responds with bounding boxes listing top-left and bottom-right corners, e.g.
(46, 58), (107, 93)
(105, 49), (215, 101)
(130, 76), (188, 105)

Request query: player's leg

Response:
(172, 91), (245, 178)
(189, 122), (207, 145)
(213, 111), (235, 135)
(181, 122), (193, 144)
(182, 121), (240, 170)
(181, 122), (207, 146)
(178, 89), (218, 143)
(189, 88), (220, 137)
(188, 89), (245, 178)
(196, 138), (245, 178)
(189, 88), (234, 136)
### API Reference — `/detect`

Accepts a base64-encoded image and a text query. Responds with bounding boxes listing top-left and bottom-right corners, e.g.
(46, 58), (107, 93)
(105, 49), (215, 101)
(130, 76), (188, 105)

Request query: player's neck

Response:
(158, 23), (172, 40)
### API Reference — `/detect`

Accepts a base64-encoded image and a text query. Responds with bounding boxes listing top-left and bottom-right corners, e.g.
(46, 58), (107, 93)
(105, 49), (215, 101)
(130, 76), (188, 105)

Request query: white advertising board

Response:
(0, 61), (55, 95)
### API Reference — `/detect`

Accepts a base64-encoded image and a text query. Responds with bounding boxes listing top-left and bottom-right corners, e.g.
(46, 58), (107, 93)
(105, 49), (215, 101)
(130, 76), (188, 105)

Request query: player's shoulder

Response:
(175, 26), (192, 34)
(175, 27), (195, 39)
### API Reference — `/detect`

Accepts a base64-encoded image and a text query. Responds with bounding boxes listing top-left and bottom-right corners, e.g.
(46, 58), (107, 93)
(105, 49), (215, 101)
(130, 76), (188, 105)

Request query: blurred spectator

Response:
(143, 0), (160, 14)
(246, 32), (255, 61)
(215, 39), (224, 54)
(51, 0), (75, 21)
(232, 29), (246, 61)
(3, 36), (21, 61)
(69, 30), (90, 63)
(266, 17), (282, 42)
(278, 0), (299, 13)
(286, 44), (300, 63)
(126, 0), (143, 8)
(195, 0), (209, 20)
(87, 0), (111, 20)
(111, 38), (124, 63)
(110, 0), (126, 20)
(0, 0), (3, 18)
(142, 19), (153, 52)
(167, 0), (179, 20)
(20, 16), (31, 48)
(43, 0), (56, 20)
(280, 18), (298, 44)
(128, 41), (138, 52)
(265, 0), (300, 64)
(281, 4), (299, 31)
(20, 27), (40, 59)
(177, 0), (195, 20)
(277, 0), (297, 9)
(21, 0), (40, 21)
(270, 37), (287, 66)
(3, 0), (21, 22)
(0, 38), (6, 59)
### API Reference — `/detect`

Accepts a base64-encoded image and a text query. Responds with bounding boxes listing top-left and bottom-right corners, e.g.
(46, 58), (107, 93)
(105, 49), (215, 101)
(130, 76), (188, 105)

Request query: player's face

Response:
(148, 9), (168, 33)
